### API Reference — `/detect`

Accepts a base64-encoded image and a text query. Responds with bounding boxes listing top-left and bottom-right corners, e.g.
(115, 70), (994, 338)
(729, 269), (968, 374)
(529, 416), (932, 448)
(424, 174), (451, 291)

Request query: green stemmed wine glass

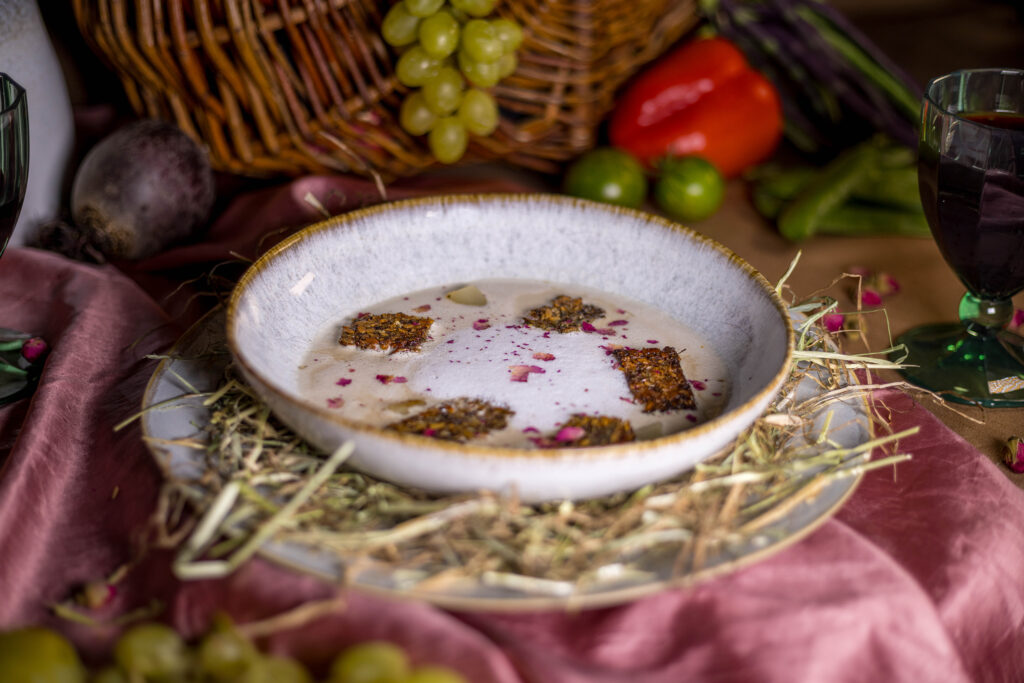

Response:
(896, 69), (1024, 406)
(0, 73), (46, 404)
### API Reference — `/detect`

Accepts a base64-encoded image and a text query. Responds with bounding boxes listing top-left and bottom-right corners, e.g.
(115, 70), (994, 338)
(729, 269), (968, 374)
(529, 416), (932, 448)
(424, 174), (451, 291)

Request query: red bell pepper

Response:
(609, 37), (783, 178)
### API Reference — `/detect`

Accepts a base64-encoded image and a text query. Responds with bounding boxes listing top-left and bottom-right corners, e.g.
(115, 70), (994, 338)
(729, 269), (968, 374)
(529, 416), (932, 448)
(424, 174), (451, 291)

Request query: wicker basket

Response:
(71, 0), (698, 179)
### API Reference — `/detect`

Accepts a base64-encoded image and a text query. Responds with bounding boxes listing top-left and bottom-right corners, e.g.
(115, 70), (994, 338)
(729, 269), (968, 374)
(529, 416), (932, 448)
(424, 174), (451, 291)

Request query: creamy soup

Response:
(299, 279), (730, 448)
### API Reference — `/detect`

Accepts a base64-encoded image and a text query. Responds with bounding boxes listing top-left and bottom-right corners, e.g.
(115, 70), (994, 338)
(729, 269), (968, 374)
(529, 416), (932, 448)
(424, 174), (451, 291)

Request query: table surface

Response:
(2, 2), (1024, 682)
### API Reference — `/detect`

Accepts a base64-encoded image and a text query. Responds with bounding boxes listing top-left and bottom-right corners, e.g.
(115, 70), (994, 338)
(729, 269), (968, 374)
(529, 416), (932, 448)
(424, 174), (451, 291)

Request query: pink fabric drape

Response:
(1, 174), (1022, 682)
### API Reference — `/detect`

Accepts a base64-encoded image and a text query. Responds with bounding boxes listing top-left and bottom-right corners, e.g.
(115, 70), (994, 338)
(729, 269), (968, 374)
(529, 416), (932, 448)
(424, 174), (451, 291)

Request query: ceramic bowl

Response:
(226, 194), (793, 502)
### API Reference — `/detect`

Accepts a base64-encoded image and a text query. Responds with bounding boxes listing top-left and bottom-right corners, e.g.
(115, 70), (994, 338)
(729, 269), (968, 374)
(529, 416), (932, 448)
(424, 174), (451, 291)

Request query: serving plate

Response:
(225, 194), (793, 502)
(142, 307), (870, 610)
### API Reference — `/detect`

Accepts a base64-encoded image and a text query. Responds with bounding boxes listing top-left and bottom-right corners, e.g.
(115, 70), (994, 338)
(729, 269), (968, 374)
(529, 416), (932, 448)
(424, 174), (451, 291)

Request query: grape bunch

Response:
(0, 624), (468, 683)
(382, 0), (523, 164)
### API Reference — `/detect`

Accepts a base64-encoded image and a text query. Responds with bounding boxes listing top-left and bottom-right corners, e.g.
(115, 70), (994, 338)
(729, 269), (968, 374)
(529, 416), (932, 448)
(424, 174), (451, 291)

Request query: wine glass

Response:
(0, 73), (46, 405)
(896, 68), (1024, 407)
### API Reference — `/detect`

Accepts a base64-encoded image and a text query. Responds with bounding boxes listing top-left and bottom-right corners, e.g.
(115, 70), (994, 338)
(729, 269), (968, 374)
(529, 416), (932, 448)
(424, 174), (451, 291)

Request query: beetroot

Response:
(42, 119), (214, 261)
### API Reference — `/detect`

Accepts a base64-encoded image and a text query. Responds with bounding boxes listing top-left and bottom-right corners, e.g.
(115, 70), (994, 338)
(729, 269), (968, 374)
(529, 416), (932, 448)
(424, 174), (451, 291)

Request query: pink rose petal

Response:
(1012, 309), (1024, 328)
(326, 397), (345, 409)
(413, 304), (431, 312)
(823, 313), (846, 333)
(580, 322), (597, 333)
(336, 377), (353, 386)
(473, 319), (491, 331)
(646, 339), (659, 344)
(522, 426), (540, 434)
(555, 426), (586, 442)
(600, 344), (624, 356)
(509, 364), (546, 382)
(532, 352), (556, 361)
(608, 320), (628, 326)
(690, 380), (706, 391)
(376, 374), (406, 384)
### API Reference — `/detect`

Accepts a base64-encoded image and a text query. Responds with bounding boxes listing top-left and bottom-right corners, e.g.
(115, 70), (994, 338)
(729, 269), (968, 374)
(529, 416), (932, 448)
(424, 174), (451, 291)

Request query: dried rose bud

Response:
(860, 289), (883, 307)
(77, 581), (116, 610)
(823, 313), (845, 333)
(1004, 436), (1024, 474)
(21, 337), (47, 362)
(1012, 309), (1024, 330)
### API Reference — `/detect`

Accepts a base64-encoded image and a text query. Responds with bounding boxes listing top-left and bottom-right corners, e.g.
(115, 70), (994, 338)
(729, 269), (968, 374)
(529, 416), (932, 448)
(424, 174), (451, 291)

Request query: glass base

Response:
(894, 323), (1024, 408)
(0, 329), (45, 407)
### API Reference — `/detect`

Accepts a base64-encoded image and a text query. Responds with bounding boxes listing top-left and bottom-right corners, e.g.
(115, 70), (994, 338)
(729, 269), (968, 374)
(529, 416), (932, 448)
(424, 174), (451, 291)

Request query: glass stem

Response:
(958, 292), (1014, 334)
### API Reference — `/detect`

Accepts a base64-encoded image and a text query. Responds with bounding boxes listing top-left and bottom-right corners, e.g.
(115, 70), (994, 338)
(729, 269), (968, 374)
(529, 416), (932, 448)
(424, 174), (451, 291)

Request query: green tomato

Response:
(0, 628), (86, 683)
(328, 641), (409, 683)
(653, 156), (725, 222)
(563, 147), (647, 208)
(404, 666), (469, 683)
(114, 623), (189, 682)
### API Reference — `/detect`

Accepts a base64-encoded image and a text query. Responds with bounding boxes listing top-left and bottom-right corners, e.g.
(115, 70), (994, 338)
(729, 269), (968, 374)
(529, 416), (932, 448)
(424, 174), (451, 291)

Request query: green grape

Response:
(422, 66), (465, 115)
(457, 50), (501, 88)
(114, 623), (189, 681)
(400, 92), (438, 135)
(450, 0), (497, 18)
(328, 641), (409, 683)
(497, 51), (517, 79)
(458, 89), (498, 136)
(198, 629), (258, 681)
(429, 117), (469, 163)
(491, 18), (523, 53)
(241, 655), (312, 683)
(461, 20), (503, 63)
(396, 45), (443, 87)
(402, 0), (445, 18)
(418, 10), (460, 59)
(381, 3), (420, 47)
(0, 627), (86, 683)
(447, 5), (469, 23)
(405, 666), (469, 683)
(91, 666), (128, 683)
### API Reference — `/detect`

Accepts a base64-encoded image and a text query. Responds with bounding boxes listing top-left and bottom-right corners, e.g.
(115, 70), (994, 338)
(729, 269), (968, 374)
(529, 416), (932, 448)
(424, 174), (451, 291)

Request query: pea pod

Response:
(777, 139), (883, 241)
(816, 204), (931, 238)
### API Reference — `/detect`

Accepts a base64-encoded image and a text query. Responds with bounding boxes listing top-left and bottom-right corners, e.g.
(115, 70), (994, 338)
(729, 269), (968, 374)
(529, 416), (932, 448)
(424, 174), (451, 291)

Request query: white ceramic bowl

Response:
(226, 194), (793, 502)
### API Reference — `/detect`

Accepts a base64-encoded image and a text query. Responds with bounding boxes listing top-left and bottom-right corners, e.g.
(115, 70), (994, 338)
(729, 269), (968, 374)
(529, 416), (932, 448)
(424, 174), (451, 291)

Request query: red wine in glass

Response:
(0, 73), (46, 404)
(898, 69), (1024, 407)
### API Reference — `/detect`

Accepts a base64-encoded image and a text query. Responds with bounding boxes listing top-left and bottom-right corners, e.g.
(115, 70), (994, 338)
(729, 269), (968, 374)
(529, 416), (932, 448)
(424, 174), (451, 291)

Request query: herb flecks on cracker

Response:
(338, 312), (433, 353)
(387, 397), (513, 442)
(523, 295), (605, 333)
(558, 414), (636, 447)
(612, 347), (696, 412)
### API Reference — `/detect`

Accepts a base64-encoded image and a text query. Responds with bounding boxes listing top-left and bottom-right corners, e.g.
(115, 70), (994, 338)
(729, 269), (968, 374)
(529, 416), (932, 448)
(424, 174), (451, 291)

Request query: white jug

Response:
(0, 0), (74, 247)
